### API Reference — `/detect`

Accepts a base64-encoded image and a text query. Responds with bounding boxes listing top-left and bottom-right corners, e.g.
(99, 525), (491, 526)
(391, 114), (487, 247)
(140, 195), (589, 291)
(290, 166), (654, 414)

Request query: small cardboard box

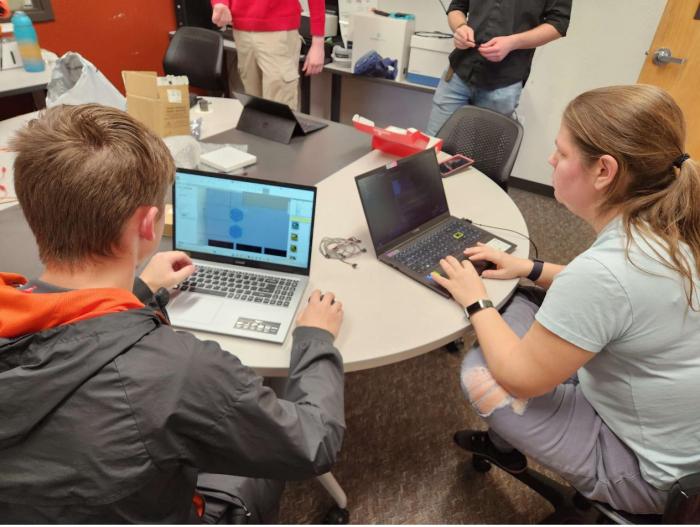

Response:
(122, 71), (190, 137)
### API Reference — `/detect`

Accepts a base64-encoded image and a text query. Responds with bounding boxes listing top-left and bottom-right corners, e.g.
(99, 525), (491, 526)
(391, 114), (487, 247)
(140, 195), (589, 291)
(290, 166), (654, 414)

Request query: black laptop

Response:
(234, 91), (328, 144)
(355, 149), (517, 298)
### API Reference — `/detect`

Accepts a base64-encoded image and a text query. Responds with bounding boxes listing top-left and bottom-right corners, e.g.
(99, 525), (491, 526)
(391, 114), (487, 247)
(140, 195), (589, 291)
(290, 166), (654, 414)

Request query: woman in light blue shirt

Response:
(433, 84), (700, 514)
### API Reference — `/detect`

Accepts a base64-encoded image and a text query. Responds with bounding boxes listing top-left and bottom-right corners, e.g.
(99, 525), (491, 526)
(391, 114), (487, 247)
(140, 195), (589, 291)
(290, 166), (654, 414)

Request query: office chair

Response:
(437, 106), (524, 191)
(439, 106), (523, 353)
(163, 26), (227, 96)
(460, 439), (700, 524)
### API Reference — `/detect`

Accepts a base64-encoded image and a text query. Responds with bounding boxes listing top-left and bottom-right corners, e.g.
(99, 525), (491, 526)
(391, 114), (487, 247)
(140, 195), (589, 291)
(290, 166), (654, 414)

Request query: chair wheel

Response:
(322, 505), (350, 524)
(445, 339), (463, 353)
(472, 455), (492, 473)
(572, 491), (592, 511)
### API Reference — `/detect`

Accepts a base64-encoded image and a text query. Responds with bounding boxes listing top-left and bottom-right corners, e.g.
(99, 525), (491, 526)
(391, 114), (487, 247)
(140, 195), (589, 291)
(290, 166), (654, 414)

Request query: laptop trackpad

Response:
(171, 295), (224, 324)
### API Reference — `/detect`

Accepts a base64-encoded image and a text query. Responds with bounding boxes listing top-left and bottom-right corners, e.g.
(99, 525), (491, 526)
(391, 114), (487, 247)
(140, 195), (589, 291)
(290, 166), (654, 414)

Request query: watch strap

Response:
(464, 298), (494, 319)
(527, 259), (544, 282)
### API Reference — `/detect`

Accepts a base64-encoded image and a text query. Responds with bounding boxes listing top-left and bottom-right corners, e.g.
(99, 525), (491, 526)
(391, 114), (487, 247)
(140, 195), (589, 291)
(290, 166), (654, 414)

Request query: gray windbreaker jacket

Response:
(0, 278), (345, 522)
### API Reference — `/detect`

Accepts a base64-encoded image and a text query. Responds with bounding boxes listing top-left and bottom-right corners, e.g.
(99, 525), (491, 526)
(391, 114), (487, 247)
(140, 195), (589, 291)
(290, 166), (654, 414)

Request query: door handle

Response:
(649, 47), (686, 65)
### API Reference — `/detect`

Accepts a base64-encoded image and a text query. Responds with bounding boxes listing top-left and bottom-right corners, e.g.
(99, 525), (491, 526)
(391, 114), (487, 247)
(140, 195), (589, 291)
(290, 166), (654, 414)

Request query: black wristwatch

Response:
(527, 259), (544, 282)
(464, 298), (494, 319)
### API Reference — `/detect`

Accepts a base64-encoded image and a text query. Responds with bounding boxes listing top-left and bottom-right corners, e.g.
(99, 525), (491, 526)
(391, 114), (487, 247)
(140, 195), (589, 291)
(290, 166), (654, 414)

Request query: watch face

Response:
(466, 299), (493, 318)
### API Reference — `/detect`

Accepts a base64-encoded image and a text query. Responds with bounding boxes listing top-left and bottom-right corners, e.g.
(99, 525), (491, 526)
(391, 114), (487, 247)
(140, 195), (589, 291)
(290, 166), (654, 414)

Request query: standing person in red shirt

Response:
(211, 0), (326, 110)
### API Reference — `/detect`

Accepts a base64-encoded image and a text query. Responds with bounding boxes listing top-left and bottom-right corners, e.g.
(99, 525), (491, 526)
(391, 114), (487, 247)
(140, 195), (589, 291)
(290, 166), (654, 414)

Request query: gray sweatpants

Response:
(460, 287), (667, 514)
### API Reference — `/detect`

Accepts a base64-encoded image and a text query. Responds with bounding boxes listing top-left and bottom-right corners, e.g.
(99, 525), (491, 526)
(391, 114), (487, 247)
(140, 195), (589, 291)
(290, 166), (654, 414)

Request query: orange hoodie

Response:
(0, 273), (145, 339)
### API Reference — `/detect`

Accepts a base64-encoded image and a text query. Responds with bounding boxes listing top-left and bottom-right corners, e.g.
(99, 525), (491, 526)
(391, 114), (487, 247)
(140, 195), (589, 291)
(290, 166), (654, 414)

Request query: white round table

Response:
(0, 100), (529, 376)
(188, 149), (529, 375)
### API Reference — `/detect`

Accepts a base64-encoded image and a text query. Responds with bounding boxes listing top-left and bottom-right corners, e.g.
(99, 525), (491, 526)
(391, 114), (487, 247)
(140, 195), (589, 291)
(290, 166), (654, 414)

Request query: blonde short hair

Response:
(10, 104), (175, 266)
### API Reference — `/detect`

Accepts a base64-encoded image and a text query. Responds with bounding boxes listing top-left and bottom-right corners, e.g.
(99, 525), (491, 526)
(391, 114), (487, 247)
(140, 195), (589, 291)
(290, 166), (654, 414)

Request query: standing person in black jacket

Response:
(425, 0), (571, 136)
(0, 104), (345, 523)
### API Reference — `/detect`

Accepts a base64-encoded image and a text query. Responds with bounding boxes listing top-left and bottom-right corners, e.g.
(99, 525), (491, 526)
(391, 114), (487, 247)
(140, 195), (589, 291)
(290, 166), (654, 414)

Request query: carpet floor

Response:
(278, 187), (596, 524)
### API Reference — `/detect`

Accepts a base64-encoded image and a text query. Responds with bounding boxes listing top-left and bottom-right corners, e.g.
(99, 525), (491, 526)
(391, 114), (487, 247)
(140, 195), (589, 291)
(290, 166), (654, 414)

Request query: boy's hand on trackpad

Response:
(296, 289), (343, 339)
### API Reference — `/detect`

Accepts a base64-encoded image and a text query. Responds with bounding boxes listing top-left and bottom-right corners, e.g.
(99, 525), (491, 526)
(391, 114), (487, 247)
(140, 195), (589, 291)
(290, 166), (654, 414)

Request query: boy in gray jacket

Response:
(0, 104), (345, 523)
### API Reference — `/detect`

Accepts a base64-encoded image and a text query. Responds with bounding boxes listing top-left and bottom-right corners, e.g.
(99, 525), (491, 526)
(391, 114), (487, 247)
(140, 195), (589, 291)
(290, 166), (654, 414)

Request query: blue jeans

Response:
(425, 69), (523, 136)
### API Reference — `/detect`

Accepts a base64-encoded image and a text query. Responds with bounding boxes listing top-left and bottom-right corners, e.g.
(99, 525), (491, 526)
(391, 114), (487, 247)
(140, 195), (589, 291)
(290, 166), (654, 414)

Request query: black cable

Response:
(436, 0), (449, 14)
(319, 236), (367, 269)
(414, 31), (453, 39)
(467, 220), (539, 259)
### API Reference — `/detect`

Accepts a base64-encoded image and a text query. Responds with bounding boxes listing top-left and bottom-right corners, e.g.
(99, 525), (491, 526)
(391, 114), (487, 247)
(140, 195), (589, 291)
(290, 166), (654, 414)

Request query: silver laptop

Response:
(167, 168), (316, 343)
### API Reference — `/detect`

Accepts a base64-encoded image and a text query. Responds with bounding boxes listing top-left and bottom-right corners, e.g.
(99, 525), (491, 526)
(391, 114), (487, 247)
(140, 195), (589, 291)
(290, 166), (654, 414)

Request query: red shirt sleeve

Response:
(308, 0), (326, 37)
(210, 0), (230, 8)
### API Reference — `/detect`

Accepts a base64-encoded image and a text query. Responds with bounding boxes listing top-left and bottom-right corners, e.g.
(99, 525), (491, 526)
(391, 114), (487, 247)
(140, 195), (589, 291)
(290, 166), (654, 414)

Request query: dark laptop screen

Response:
(355, 149), (449, 252)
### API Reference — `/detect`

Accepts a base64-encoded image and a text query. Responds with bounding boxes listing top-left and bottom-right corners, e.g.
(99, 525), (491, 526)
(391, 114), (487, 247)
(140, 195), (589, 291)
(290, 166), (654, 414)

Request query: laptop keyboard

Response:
(177, 265), (299, 307)
(390, 219), (482, 274)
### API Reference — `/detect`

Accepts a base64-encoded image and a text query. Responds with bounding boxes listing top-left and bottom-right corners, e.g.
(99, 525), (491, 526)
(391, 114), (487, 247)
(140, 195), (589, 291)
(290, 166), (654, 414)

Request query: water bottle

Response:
(11, 10), (44, 72)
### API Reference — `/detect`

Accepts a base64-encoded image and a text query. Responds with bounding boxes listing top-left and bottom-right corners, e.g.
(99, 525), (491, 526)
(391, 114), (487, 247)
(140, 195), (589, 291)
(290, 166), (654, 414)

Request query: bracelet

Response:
(526, 259), (544, 282)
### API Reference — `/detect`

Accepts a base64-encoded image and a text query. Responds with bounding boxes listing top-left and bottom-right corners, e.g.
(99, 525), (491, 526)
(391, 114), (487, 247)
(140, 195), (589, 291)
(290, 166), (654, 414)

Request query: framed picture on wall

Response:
(1, 0), (55, 23)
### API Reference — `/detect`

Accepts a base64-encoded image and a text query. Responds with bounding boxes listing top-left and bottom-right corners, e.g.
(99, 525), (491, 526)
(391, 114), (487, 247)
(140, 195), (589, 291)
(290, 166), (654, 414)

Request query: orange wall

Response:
(35, 0), (178, 92)
(1, 0), (177, 117)
(35, 0), (175, 92)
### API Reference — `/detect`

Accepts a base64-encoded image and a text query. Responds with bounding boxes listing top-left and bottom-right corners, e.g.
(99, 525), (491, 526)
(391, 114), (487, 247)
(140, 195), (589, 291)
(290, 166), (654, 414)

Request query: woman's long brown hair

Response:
(563, 85), (700, 308)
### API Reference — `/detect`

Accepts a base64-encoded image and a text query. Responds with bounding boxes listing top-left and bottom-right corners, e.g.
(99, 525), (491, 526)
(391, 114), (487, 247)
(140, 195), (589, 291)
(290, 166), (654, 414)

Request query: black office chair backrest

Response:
(591, 472), (700, 524)
(664, 472), (700, 524)
(163, 26), (224, 93)
(437, 105), (524, 191)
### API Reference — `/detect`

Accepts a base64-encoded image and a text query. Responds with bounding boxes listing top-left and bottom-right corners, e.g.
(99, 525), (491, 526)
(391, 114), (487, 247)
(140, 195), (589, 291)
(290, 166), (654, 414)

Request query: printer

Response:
(406, 34), (454, 87)
(301, 12), (339, 38)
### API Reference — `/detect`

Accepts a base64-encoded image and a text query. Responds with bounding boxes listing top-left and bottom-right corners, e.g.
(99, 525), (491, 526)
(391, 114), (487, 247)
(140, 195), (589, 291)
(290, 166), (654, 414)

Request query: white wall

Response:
(301, 0), (451, 32)
(512, 0), (666, 185)
(376, 0), (451, 32)
(307, 0), (667, 186)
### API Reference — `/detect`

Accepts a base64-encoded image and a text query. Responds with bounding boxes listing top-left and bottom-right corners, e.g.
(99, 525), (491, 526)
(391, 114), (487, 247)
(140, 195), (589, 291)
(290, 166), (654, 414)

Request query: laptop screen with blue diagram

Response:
(173, 169), (315, 271)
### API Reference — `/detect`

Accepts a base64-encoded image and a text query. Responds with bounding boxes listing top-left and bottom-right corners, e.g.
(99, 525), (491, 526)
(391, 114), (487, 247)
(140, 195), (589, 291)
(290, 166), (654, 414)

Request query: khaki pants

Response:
(233, 29), (301, 111)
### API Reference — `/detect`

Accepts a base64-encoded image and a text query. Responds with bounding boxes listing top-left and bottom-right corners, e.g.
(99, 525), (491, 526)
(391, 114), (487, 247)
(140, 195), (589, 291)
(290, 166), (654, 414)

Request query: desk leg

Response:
(221, 54), (231, 98)
(300, 74), (311, 114)
(317, 472), (349, 523)
(317, 472), (347, 508)
(330, 73), (342, 123)
(32, 89), (46, 110)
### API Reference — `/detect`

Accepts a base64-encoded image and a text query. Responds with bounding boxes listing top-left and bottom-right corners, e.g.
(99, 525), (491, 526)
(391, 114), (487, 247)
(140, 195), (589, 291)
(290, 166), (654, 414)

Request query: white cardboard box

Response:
(406, 34), (454, 87)
(350, 12), (415, 81)
(200, 146), (257, 173)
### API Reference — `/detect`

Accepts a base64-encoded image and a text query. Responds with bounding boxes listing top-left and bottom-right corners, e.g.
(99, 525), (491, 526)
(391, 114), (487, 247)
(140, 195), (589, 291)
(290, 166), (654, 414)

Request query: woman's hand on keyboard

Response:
(140, 251), (195, 293)
(463, 243), (532, 280)
(433, 255), (488, 308)
(296, 290), (343, 339)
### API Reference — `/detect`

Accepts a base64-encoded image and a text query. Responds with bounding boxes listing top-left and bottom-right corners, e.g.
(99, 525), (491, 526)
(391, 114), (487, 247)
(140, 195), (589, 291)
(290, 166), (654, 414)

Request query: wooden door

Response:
(638, 0), (700, 156)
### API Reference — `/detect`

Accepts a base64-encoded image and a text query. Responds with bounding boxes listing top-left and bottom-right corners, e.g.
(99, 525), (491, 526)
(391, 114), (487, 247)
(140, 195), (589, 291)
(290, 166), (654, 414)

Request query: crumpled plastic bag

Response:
(46, 52), (126, 110)
(353, 50), (397, 80)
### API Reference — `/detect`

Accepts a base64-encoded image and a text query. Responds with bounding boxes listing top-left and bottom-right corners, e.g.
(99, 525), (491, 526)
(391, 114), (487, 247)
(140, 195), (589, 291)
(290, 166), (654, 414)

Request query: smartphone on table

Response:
(439, 154), (474, 177)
